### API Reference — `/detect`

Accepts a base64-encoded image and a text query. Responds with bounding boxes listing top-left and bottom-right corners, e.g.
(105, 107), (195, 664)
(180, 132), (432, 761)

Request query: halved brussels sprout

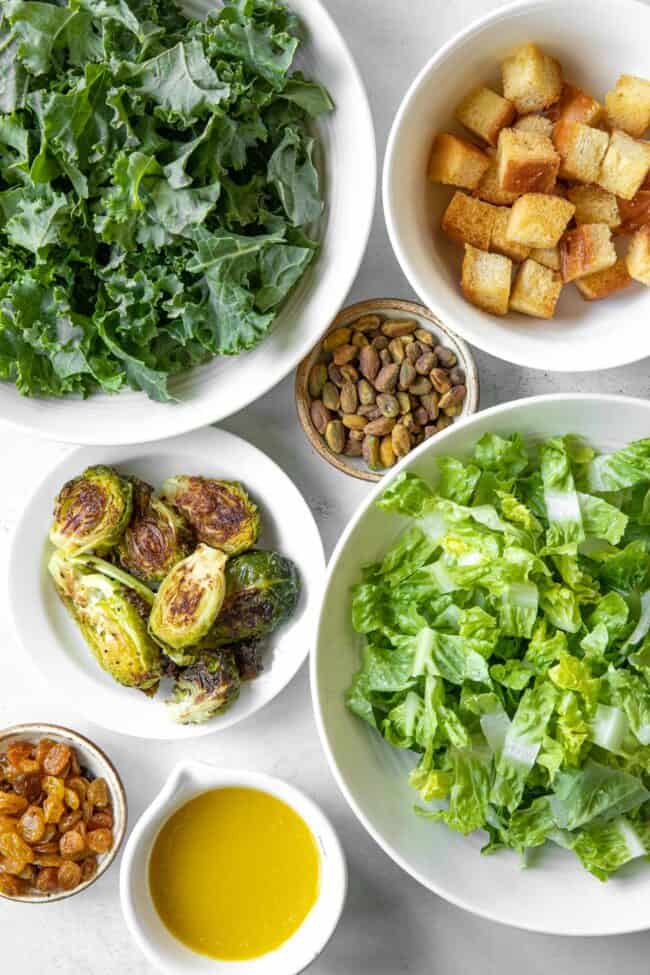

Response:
(210, 550), (300, 645)
(50, 466), (133, 556)
(166, 651), (240, 725)
(48, 551), (161, 693)
(148, 544), (228, 657)
(117, 479), (195, 585)
(161, 476), (260, 555)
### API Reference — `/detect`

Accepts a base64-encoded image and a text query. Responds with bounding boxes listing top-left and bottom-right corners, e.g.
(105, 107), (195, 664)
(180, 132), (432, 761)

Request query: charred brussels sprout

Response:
(166, 651), (240, 725)
(148, 544), (227, 661)
(117, 481), (195, 586)
(210, 550), (300, 645)
(161, 476), (260, 555)
(50, 466), (132, 556)
(48, 551), (161, 693)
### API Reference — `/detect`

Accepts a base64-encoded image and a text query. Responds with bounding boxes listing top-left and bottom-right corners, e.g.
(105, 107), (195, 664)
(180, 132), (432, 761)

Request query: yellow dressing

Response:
(148, 786), (320, 961)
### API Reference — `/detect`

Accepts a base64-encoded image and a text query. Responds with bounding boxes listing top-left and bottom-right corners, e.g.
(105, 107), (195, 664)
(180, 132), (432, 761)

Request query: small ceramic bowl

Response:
(0, 723), (127, 903)
(295, 298), (479, 482)
(120, 761), (347, 975)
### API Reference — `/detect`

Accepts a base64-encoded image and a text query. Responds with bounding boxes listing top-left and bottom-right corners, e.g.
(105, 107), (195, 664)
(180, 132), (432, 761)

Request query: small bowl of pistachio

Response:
(295, 299), (479, 482)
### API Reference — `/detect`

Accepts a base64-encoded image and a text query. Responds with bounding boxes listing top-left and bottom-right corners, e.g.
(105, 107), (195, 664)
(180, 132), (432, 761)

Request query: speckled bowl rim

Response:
(0, 722), (128, 904)
(295, 298), (480, 483)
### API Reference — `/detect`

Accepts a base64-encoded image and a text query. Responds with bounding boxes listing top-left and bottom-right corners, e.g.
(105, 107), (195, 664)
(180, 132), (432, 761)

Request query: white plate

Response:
(0, 0), (376, 445)
(384, 0), (650, 372)
(10, 427), (325, 740)
(312, 394), (650, 936)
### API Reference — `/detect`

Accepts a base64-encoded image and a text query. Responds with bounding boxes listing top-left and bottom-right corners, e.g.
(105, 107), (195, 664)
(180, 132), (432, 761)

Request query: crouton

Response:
(626, 226), (650, 285)
(455, 87), (516, 146)
(510, 258), (563, 318)
(428, 133), (491, 190)
(442, 191), (497, 249)
(598, 130), (650, 200)
(475, 156), (521, 205)
(548, 83), (604, 127)
(530, 246), (561, 270)
(461, 245), (512, 315)
(605, 75), (650, 138)
(567, 184), (620, 228)
(553, 121), (609, 183)
(490, 207), (531, 262)
(616, 189), (650, 233)
(513, 114), (554, 137)
(496, 128), (560, 194)
(507, 193), (575, 248)
(560, 223), (617, 282)
(501, 43), (563, 114)
(575, 258), (633, 298)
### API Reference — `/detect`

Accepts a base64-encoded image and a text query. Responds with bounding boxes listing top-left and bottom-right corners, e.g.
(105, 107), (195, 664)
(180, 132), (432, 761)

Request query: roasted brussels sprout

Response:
(161, 476), (260, 555)
(48, 551), (161, 693)
(116, 479), (195, 586)
(166, 651), (240, 725)
(232, 640), (264, 681)
(148, 544), (228, 661)
(49, 466), (133, 556)
(210, 550), (300, 645)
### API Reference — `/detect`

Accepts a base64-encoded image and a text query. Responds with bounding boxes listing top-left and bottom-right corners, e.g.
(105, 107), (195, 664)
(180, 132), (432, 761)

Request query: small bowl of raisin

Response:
(0, 724), (127, 902)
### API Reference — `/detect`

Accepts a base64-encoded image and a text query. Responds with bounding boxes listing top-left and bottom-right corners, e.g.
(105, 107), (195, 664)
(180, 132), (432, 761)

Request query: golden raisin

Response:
(19, 806), (45, 844)
(87, 778), (109, 808)
(0, 855), (27, 876)
(0, 816), (18, 835)
(35, 867), (59, 893)
(65, 777), (88, 801)
(35, 739), (56, 769)
(81, 800), (93, 823)
(59, 811), (82, 833)
(17, 864), (35, 882)
(6, 742), (34, 769)
(87, 810), (113, 831)
(0, 832), (33, 864)
(63, 788), (80, 811)
(43, 796), (65, 825)
(0, 873), (26, 897)
(68, 750), (81, 777)
(33, 854), (62, 868)
(59, 829), (85, 860)
(80, 857), (97, 883)
(43, 744), (71, 777)
(87, 829), (112, 854)
(42, 776), (65, 800)
(58, 860), (81, 891)
(11, 772), (42, 802)
(0, 792), (28, 816)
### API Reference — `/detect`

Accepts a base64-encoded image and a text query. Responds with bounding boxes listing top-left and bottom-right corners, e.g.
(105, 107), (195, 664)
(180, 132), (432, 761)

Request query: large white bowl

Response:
(10, 427), (325, 740)
(312, 394), (650, 936)
(384, 0), (650, 373)
(0, 0), (375, 445)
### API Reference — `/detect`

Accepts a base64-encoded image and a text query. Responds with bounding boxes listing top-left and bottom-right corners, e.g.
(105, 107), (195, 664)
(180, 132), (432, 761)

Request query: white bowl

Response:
(383, 0), (650, 373)
(312, 393), (650, 936)
(0, 0), (375, 446)
(9, 426), (325, 740)
(120, 762), (347, 974)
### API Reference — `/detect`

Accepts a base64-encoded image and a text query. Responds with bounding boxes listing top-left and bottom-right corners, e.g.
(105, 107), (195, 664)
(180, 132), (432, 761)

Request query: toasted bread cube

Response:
(490, 207), (530, 262)
(510, 258), (563, 318)
(560, 223), (617, 282)
(549, 83), (604, 127)
(513, 114), (554, 137)
(497, 128), (560, 193)
(442, 191), (497, 249)
(428, 133), (491, 190)
(461, 245), (512, 315)
(475, 156), (521, 205)
(455, 87), (516, 147)
(501, 43), (562, 114)
(626, 226), (650, 285)
(507, 193), (575, 248)
(553, 121), (609, 183)
(598, 131), (650, 200)
(617, 189), (650, 233)
(567, 185), (620, 228)
(605, 75), (650, 138)
(530, 246), (561, 270)
(575, 258), (633, 298)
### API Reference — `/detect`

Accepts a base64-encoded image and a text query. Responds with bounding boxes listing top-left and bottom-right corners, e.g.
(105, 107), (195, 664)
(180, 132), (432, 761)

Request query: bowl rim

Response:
(119, 761), (348, 974)
(0, 722), (127, 904)
(294, 297), (480, 483)
(310, 392), (650, 936)
(382, 0), (650, 374)
(0, 0), (377, 447)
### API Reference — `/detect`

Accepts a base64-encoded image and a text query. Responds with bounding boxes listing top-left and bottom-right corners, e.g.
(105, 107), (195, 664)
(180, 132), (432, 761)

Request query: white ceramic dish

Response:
(312, 394), (650, 936)
(9, 427), (325, 740)
(0, 0), (375, 446)
(120, 762), (347, 974)
(0, 723), (127, 903)
(383, 0), (650, 373)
